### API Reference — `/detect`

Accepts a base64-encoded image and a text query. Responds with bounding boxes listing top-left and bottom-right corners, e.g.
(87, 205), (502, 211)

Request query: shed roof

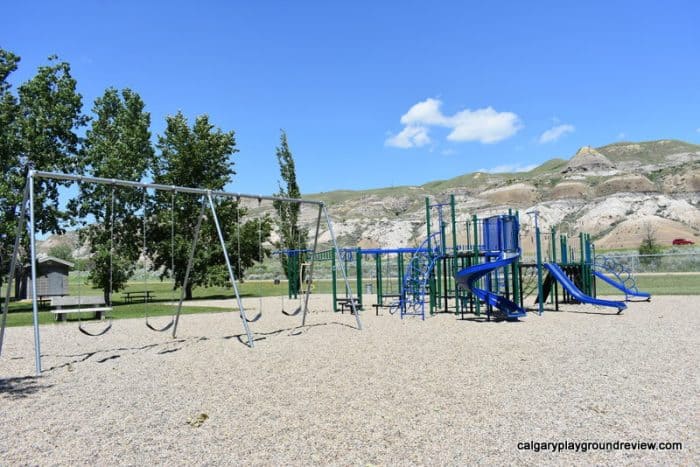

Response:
(25, 255), (75, 269)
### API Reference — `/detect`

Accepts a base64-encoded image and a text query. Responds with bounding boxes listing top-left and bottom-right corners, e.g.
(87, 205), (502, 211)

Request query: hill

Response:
(303, 139), (700, 251)
(38, 139), (700, 257)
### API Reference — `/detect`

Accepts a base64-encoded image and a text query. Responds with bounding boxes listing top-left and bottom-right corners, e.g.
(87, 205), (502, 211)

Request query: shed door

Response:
(48, 272), (65, 295)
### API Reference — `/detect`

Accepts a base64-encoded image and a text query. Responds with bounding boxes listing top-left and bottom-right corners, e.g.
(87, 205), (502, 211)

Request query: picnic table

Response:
(121, 290), (156, 304)
(337, 297), (362, 314)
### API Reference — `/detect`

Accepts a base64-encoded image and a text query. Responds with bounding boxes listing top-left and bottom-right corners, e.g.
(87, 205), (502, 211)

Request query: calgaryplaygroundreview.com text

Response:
(517, 440), (683, 453)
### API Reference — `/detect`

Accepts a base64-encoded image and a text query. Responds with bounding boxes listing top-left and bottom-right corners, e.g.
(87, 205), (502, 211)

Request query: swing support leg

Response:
(28, 172), (42, 375)
(172, 196), (206, 338)
(301, 204), (323, 326)
(323, 205), (363, 330)
(0, 181), (30, 358)
(207, 192), (255, 347)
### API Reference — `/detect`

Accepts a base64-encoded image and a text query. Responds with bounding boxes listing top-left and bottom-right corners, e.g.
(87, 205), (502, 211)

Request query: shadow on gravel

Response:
(0, 376), (53, 399)
(544, 308), (622, 316)
(226, 320), (358, 346)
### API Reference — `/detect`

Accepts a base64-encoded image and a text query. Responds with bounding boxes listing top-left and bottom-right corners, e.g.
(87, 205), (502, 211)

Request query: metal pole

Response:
(172, 196), (206, 337)
(28, 172), (42, 375)
(206, 192), (255, 347)
(31, 170), (323, 207)
(0, 182), (30, 356)
(301, 204), (323, 326)
(533, 213), (544, 316)
(323, 205), (362, 330)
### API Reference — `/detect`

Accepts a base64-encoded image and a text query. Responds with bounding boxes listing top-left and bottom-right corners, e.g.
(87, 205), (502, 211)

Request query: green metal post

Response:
(332, 248), (337, 312)
(535, 223), (544, 315)
(375, 253), (382, 304)
(356, 248), (363, 309)
(451, 194), (458, 314)
(472, 214), (480, 316)
(425, 197), (431, 250)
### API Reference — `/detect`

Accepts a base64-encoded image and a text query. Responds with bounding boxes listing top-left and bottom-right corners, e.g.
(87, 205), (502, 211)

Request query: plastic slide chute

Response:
(455, 255), (527, 320)
(544, 263), (627, 313)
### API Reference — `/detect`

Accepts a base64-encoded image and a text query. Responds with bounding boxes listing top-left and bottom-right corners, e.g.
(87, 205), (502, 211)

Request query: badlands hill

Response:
(38, 139), (700, 257)
(306, 139), (700, 251)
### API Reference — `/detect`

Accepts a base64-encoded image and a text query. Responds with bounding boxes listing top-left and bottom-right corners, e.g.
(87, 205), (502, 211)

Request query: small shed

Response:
(18, 256), (73, 300)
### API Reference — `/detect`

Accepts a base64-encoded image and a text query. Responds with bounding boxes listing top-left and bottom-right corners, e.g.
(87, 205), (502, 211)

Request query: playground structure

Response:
(275, 194), (647, 320)
(0, 170), (362, 375)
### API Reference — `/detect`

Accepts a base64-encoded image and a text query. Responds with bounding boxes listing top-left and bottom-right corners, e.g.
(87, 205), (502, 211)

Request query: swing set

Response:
(0, 170), (362, 376)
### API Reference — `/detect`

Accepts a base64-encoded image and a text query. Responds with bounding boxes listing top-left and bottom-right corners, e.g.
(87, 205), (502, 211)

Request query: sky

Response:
(4, 0), (700, 196)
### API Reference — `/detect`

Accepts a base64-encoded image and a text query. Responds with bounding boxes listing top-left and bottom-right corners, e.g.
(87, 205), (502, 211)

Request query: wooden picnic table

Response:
(121, 290), (156, 304)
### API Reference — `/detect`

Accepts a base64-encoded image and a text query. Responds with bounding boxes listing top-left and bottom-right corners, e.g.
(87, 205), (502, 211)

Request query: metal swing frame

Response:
(0, 170), (362, 375)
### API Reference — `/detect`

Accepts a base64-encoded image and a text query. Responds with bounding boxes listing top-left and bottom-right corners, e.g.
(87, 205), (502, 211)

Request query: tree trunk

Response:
(104, 288), (110, 306)
(185, 283), (193, 301)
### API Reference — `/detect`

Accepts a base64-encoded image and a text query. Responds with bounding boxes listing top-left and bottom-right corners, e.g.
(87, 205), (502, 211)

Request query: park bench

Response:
(50, 296), (112, 322)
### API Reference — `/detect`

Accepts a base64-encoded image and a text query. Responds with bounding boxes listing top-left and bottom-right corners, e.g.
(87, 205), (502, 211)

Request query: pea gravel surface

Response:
(1, 294), (697, 465)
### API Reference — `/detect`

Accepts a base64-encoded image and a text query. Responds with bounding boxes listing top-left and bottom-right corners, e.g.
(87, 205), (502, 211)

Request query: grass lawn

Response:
(2, 278), (348, 328)
(594, 273), (699, 296)
(3, 273), (696, 328)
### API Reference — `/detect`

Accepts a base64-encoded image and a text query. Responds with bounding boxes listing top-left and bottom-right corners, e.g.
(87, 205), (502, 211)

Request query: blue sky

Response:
(4, 1), (700, 195)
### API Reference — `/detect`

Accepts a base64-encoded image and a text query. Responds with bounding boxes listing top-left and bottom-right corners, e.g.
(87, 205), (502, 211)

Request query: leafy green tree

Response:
(70, 88), (153, 303)
(0, 50), (86, 293)
(639, 223), (662, 269)
(272, 130), (308, 292)
(0, 49), (22, 293)
(151, 112), (271, 300)
(48, 243), (74, 262)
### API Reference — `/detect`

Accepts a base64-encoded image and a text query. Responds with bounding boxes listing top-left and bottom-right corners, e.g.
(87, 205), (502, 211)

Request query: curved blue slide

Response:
(544, 263), (627, 312)
(455, 255), (527, 319)
(593, 271), (651, 301)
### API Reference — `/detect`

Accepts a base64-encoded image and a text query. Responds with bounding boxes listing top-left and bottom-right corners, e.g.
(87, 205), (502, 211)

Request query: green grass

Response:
(2, 278), (351, 327)
(4, 272), (696, 327)
(595, 273), (700, 296)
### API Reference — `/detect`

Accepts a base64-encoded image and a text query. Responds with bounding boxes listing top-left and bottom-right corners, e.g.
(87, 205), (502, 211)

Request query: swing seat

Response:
(146, 318), (175, 332)
(245, 311), (262, 323)
(282, 307), (302, 316)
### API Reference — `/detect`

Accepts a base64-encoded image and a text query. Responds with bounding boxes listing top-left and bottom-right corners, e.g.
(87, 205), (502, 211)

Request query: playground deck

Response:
(1, 294), (696, 465)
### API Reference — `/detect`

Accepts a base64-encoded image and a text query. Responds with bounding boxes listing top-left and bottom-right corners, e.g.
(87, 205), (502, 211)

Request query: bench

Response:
(337, 297), (362, 314)
(121, 290), (156, 304)
(50, 296), (113, 322)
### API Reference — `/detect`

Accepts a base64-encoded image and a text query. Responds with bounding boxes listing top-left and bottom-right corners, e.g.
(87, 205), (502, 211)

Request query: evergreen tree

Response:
(272, 130), (308, 292)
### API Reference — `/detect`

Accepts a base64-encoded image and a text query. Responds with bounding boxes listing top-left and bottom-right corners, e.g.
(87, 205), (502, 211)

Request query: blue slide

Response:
(455, 255), (527, 320)
(544, 263), (627, 313)
(593, 271), (651, 301)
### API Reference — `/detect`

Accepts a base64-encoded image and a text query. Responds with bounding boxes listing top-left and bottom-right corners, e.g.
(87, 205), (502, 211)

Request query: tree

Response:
(151, 112), (271, 300)
(639, 222), (662, 269)
(48, 243), (74, 263)
(0, 49), (22, 293)
(0, 50), (86, 294)
(273, 130), (308, 293)
(70, 88), (153, 303)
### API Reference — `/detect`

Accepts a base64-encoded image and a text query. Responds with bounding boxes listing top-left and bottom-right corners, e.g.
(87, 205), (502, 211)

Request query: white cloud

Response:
(539, 124), (575, 143)
(478, 163), (539, 173)
(617, 132), (626, 140)
(447, 107), (522, 143)
(388, 98), (522, 148)
(385, 125), (430, 148)
(400, 98), (450, 126)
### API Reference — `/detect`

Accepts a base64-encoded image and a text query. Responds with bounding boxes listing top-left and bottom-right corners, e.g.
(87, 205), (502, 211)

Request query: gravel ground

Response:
(1, 294), (697, 465)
